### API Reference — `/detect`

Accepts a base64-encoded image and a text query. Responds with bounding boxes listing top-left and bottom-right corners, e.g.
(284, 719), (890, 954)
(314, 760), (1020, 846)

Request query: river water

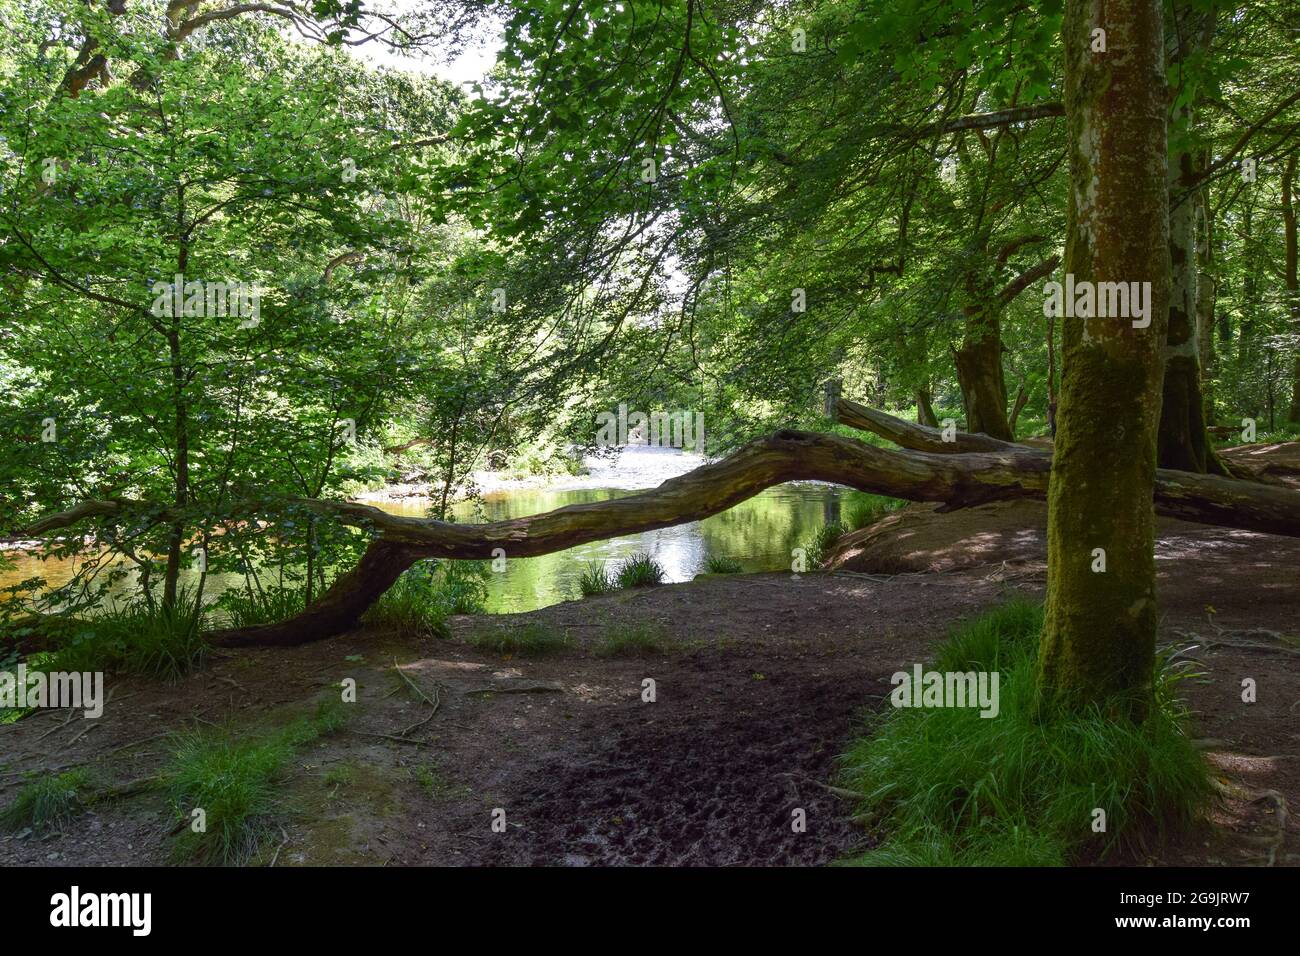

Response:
(3, 447), (859, 615)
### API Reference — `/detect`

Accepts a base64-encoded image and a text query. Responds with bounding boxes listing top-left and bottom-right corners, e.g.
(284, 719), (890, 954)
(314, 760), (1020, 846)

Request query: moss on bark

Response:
(1038, 0), (1171, 721)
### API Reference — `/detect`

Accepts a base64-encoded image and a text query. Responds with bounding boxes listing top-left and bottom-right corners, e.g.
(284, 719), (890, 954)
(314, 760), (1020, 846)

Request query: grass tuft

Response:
(51, 589), (207, 681)
(597, 623), (666, 657)
(845, 494), (905, 531)
(164, 702), (345, 865)
(614, 553), (665, 588)
(803, 521), (847, 569)
(703, 555), (744, 574)
(363, 560), (489, 637)
(578, 562), (615, 597)
(838, 599), (1212, 866)
(0, 768), (93, 833)
(467, 622), (568, 656)
(217, 585), (308, 630)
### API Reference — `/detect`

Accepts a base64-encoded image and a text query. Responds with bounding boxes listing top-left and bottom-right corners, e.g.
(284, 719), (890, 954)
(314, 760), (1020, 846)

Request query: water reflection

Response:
(3, 483), (857, 615)
(433, 482), (848, 612)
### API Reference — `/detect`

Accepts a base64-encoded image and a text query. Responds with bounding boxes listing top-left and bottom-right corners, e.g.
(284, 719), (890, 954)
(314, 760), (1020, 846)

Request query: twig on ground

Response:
(392, 658), (443, 736)
(63, 722), (100, 748)
(348, 729), (430, 747)
(35, 708), (79, 740)
(269, 826), (290, 868)
(776, 771), (864, 801)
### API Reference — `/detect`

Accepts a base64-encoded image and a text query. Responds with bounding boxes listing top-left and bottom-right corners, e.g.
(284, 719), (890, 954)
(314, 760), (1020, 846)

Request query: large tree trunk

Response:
(1198, 179), (1219, 426)
(1157, 1), (1227, 474)
(954, 303), (1014, 440)
(1284, 155), (1300, 423)
(1039, 0), (1171, 720)
(915, 388), (940, 427)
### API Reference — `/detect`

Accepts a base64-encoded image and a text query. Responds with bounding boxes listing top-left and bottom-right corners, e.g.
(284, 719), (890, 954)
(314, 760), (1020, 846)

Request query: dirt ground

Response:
(2, 506), (1296, 867)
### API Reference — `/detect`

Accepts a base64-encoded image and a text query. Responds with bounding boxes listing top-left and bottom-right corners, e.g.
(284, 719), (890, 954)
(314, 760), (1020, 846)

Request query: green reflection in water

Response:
(3, 483), (861, 615)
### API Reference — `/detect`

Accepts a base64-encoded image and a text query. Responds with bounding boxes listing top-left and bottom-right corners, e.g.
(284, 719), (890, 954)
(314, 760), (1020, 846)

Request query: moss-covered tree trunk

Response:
(1156, 1), (1227, 474)
(1037, 0), (1171, 719)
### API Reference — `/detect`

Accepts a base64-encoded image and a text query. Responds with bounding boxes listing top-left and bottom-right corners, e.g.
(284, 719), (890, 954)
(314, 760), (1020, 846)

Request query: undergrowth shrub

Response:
(49, 589), (207, 681)
(838, 599), (1211, 866)
(363, 559), (489, 637)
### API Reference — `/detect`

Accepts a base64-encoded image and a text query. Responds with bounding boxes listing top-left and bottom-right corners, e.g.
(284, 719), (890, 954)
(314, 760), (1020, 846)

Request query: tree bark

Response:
(837, 398), (1017, 453)
(954, 302), (1014, 440)
(1284, 155), (1300, 423)
(1007, 385), (1029, 436)
(954, 253), (1059, 442)
(1198, 177), (1218, 425)
(1039, 0), (1171, 720)
(1157, 1), (1227, 475)
(915, 388), (939, 428)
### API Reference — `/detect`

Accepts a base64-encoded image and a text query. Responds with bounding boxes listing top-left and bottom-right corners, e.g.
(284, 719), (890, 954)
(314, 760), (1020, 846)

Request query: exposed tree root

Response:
(1211, 776), (1289, 866)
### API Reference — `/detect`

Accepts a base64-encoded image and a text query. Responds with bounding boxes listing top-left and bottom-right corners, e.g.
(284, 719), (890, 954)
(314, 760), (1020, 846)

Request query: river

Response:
(2, 446), (862, 615)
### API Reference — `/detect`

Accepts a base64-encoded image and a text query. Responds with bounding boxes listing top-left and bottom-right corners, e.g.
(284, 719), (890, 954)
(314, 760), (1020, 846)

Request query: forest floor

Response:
(2, 518), (1297, 867)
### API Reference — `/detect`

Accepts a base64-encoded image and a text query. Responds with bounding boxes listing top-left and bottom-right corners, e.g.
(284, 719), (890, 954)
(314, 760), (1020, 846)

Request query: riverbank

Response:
(3, 509), (1295, 866)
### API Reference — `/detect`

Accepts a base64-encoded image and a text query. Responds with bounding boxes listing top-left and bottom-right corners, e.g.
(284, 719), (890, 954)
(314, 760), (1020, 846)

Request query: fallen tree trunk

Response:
(835, 398), (1026, 453)
(835, 396), (1289, 485)
(18, 428), (1300, 649)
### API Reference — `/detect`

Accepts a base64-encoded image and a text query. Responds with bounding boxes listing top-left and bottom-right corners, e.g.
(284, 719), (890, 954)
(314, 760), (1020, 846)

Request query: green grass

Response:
(596, 623), (667, 657)
(467, 622), (568, 655)
(845, 493), (905, 531)
(838, 599), (1212, 866)
(164, 702), (345, 866)
(50, 589), (208, 681)
(217, 585), (308, 630)
(435, 560), (492, 614)
(363, 560), (488, 637)
(803, 521), (847, 569)
(579, 554), (667, 595)
(0, 768), (93, 833)
(615, 553), (665, 588)
(578, 562), (615, 597)
(703, 555), (744, 574)
(323, 763), (356, 790)
(409, 760), (466, 799)
(364, 567), (450, 637)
